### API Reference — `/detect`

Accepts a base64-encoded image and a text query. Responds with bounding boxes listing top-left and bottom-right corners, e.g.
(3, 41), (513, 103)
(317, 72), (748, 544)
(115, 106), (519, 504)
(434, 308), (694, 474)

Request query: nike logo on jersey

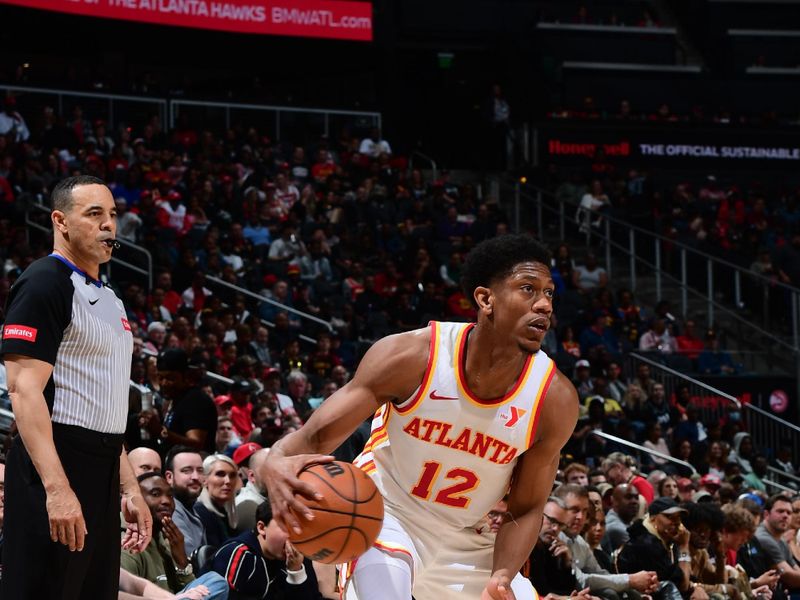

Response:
(429, 390), (459, 400)
(89, 298), (99, 305)
(503, 406), (527, 428)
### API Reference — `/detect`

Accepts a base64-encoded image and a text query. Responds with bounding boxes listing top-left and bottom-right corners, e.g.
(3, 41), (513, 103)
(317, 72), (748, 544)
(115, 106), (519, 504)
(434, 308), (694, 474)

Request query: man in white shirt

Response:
(0, 97), (30, 142)
(358, 128), (392, 157)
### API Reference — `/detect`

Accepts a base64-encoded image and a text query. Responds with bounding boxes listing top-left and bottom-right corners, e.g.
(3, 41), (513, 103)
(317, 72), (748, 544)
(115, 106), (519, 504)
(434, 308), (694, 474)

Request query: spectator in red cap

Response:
(235, 446), (269, 530)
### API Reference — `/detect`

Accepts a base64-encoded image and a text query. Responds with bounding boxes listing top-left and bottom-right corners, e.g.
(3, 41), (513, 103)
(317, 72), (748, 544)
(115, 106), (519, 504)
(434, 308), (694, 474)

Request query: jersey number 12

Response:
(410, 460), (479, 508)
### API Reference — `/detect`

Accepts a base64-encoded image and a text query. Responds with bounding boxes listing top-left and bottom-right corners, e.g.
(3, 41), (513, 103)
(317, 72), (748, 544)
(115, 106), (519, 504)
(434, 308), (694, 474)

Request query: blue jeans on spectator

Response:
(182, 571), (229, 600)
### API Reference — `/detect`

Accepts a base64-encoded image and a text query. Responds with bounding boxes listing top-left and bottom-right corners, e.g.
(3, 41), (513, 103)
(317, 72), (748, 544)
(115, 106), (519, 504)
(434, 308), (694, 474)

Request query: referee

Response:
(0, 175), (151, 599)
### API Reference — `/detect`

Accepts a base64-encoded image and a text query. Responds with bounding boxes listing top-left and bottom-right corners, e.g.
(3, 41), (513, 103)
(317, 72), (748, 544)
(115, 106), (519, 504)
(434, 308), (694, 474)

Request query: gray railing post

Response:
(629, 230), (636, 291)
(655, 238), (662, 301)
(707, 259), (714, 327)
(735, 271), (742, 309)
(605, 219), (612, 280)
(536, 191), (543, 236)
(514, 182), (521, 233)
(680, 249), (688, 318)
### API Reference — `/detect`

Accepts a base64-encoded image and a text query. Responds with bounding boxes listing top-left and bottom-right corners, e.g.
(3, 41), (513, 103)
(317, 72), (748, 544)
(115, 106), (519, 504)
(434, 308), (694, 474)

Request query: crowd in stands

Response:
(547, 98), (798, 128)
(1, 94), (800, 599)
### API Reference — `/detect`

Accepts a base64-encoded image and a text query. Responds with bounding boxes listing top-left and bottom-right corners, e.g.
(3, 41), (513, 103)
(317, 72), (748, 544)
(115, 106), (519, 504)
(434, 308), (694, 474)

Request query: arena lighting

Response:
(519, 176), (528, 184)
(0, 0), (373, 41)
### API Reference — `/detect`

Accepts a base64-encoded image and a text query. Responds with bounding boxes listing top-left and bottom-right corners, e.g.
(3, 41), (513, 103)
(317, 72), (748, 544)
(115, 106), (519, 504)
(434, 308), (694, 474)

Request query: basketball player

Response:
(261, 234), (578, 599)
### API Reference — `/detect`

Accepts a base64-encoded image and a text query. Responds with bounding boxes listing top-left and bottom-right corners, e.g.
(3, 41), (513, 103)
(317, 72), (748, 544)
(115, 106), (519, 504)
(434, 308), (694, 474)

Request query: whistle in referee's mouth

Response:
(102, 239), (121, 250)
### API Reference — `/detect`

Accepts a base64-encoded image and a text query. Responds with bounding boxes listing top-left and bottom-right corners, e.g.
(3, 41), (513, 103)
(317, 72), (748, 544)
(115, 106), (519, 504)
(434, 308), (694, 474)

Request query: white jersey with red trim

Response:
(354, 320), (555, 531)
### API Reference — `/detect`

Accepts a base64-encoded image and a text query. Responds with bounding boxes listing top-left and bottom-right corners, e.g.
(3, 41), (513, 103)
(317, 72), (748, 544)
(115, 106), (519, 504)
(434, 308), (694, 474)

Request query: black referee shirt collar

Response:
(49, 253), (103, 288)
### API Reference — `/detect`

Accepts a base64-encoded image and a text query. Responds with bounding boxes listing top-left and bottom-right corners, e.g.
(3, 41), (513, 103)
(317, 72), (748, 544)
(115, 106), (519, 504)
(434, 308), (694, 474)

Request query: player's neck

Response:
(464, 324), (528, 396)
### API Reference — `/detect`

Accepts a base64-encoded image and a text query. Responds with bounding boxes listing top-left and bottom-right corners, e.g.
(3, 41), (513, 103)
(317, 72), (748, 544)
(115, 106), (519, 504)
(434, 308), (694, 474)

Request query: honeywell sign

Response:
(540, 123), (800, 170)
(0, 0), (372, 41)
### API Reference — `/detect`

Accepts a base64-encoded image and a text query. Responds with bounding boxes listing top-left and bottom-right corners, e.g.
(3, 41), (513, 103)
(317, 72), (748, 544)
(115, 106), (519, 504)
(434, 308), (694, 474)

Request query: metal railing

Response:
(169, 99), (381, 142)
(504, 179), (800, 361)
(409, 150), (438, 182)
(204, 275), (333, 333)
(25, 203), (153, 289)
(1, 85), (382, 145)
(0, 84), (167, 129)
(592, 430), (698, 475)
(626, 352), (800, 462)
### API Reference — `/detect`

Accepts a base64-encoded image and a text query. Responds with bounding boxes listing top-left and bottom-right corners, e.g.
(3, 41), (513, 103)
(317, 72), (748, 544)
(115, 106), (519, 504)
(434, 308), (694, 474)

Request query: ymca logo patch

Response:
(502, 406), (527, 428)
(3, 324), (38, 342)
(121, 318), (131, 332)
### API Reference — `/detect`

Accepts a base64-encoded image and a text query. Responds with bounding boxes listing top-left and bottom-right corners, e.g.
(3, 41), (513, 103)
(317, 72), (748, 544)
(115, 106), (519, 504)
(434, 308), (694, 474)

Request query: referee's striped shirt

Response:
(0, 254), (133, 434)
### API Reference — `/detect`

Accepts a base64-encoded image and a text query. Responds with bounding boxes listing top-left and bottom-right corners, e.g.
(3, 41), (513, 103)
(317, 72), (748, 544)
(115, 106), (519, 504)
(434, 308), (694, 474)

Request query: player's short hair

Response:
(460, 234), (551, 308)
(681, 501), (724, 531)
(51, 175), (106, 213)
(164, 445), (204, 473)
(254, 501), (274, 532)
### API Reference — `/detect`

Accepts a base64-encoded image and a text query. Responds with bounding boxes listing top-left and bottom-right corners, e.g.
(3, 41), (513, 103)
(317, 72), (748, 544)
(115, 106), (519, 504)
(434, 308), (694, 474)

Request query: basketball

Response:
(288, 461), (384, 564)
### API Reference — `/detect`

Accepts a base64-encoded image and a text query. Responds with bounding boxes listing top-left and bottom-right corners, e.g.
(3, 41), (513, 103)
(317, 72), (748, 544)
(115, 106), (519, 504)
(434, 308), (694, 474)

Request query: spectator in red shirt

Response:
(676, 318), (704, 360)
(229, 377), (255, 439)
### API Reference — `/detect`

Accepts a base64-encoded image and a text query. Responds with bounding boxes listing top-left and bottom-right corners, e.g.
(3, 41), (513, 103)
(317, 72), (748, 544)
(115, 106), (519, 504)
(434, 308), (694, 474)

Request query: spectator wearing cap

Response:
(235, 447), (270, 531)
(158, 348), (218, 454)
(120, 472), (229, 600)
(214, 394), (233, 418)
(617, 498), (692, 597)
(698, 474), (722, 497)
(573, 360), (594, 399)
(229, 377), (256, 439)
(164, 445), (207, 557)
(209, 501), (320, 600)
(195, 454), (240, 548)
(145, 321), (167, 354)
(603, 452), (655, 504)
(676, 478), (695, 502)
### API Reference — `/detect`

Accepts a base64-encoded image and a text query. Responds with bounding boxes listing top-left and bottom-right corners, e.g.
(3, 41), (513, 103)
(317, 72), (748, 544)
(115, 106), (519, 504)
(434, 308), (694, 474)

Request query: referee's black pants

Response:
(2, 423), (124, 600)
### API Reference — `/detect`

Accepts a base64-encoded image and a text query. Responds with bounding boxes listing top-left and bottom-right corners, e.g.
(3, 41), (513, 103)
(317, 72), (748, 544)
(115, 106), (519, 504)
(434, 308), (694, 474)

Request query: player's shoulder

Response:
(354, 325), (432, 388)
(368, 324), (433, 359)
(540, 368), (579, 428)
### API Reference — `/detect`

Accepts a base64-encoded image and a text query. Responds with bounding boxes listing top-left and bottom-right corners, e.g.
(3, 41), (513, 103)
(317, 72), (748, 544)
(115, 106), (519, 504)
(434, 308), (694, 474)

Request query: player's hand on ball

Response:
(261, 452), (334, 534)
(482, 571), (516, 600)
(285, 541), (304, 570)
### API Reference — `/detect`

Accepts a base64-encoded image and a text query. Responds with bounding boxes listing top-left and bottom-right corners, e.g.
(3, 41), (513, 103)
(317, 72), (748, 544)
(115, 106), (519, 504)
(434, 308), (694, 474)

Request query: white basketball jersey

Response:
(354, 321), (556, 530)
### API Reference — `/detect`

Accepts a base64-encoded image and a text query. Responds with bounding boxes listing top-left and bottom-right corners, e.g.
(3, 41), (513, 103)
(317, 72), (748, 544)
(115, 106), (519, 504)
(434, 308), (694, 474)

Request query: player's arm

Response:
(487, 371), (578, 598)
(262, 328), (428, 534)
(5, 354), (88, 552)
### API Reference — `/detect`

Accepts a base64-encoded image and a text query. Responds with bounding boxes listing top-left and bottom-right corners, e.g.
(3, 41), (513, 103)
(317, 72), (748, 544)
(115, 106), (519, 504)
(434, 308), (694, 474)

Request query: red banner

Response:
(0, 0), (372, 41)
